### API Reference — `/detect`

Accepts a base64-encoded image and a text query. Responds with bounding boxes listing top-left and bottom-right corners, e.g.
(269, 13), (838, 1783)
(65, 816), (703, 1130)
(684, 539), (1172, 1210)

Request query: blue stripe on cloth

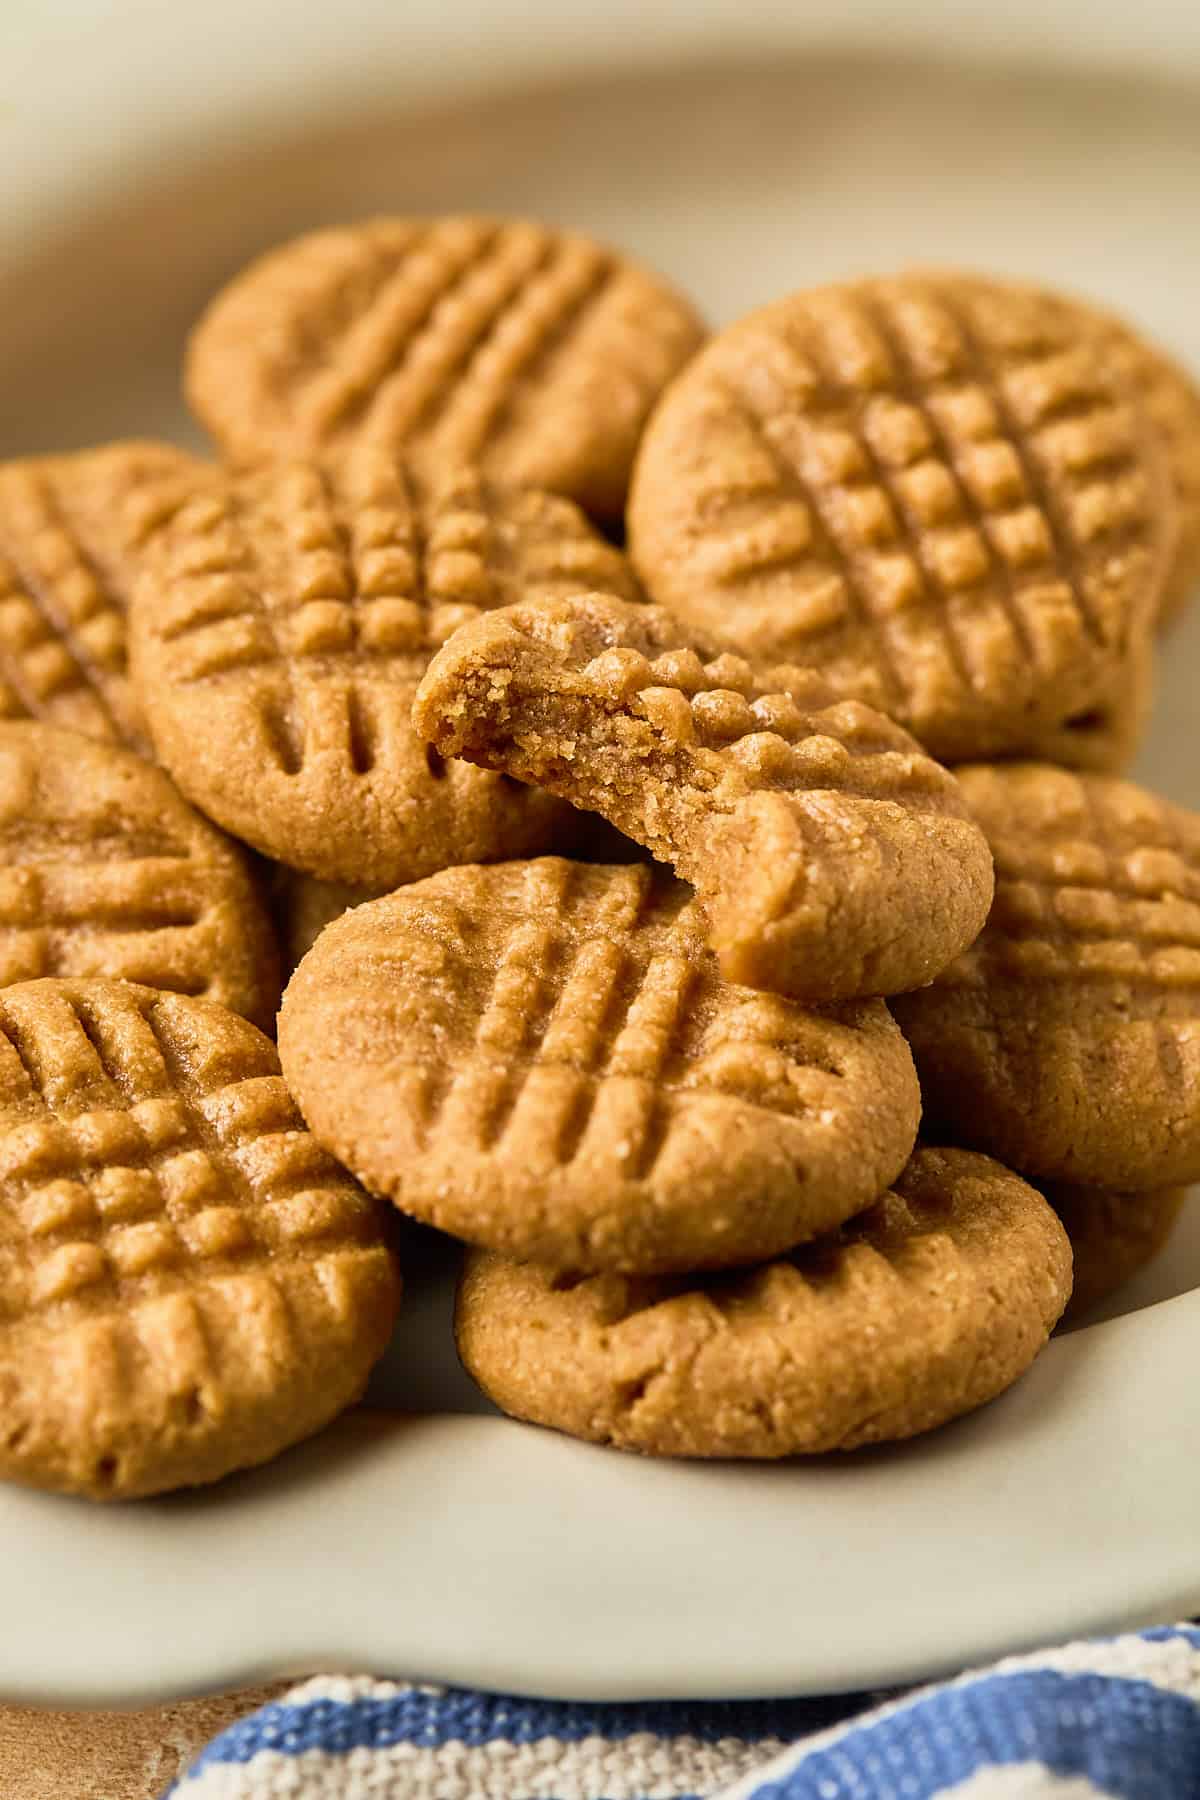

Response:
(180, 1687), (871, 1776)
(1139, 1624), (1200, 1650)
(749, 1668), (1200, 1798)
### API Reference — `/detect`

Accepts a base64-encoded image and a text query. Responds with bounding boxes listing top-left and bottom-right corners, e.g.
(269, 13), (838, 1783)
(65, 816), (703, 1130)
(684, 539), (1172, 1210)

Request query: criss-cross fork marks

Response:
(959, 769), (1200, 991)
(0, 854), (212, 990)
(0, 465), (136, 740)
(291, 220), (508, 443)
(398, 861), (844, 1180)
(936, 773), (1200, 1117)
(951, 851), (1200, 988)
(151, 463), (417, 687)
(419, 592), (968, 825)
(232, 674), (418, 779)
(558, 634), (960, 810)
(979, 895), (1200, 1003)
(0, 990), (374, 1326)
(252, 219), (625, 470)
(701, 283), (1156, 724)
(318, 227), (617, 462)
(146, 457), (630, 781)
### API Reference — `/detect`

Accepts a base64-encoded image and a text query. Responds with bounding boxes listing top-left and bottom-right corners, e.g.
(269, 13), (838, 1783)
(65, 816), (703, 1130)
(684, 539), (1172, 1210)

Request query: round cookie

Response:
(628, 271), (1174, 769)
(129, 451), (639, 884)
(184, 215), (706, 524)
(0, 442), (211, 755)
(1052, 1184), (1186, 1324)
(414, 591), (994, 1001)
(278, 859), (922, 1273)
(893, 763), (1200, 1191)
(456, 1146), (1072, 1457)
(0, 723), (280, 1030)
(1101, 318), (1200, 629)
(0, 978), (400, 1499)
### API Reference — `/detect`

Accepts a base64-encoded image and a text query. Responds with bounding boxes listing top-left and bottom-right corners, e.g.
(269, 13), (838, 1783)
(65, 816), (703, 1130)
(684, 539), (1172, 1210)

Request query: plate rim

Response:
(1, 1288), (1198, 1709)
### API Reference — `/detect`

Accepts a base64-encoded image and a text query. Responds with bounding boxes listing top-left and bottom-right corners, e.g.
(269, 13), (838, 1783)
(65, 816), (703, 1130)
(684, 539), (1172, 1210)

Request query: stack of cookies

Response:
(2, 221), (1198, 1497)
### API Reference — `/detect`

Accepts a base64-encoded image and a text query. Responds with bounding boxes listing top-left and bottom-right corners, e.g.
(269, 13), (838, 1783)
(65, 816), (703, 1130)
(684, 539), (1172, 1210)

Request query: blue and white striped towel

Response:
(169, 1624), (1200, 1798)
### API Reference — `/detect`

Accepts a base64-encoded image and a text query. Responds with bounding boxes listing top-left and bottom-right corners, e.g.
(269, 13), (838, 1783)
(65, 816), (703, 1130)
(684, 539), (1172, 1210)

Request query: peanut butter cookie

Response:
(1053, 1183), (1185, 1323)
(628, 272), (1175, 768)
(414, 592), (993, 1001)
(0, 978), (400, 1499)
(456, 1146), (1071, 1457)
(0, 442), (209, 754)
(278, 859), (922, 1273)
(129, 451), (638, 884)
(0, 723), (279, 1030)
(893, 763), (1200, 1190)
(184, 215), (705, 523)
(1099, 315), (1200, 628)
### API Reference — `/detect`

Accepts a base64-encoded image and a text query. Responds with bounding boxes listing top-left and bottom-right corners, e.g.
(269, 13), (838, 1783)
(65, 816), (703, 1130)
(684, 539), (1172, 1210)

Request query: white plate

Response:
(2, 45), (1200, 1707)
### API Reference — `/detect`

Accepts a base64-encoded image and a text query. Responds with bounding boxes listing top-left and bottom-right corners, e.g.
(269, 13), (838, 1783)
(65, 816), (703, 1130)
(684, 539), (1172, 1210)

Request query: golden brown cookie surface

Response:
(184, 216), (705, 523)
(414, 591), (994, 1001)
(278, 859), (922, 1273)
(1101, 318), (1200, 628)
(0, 442), (210, 755)
(0, 978), (400, 1499)
(456, 1146), (1071, 1457)
(0, 723), (279, 1031)
(893, 763), (1200, 1190)
(629, 272), (1174, 769)
(271, 827), (642, 978)
(1052, 1184), (1186, 1324)
(129, 451), (637, 883)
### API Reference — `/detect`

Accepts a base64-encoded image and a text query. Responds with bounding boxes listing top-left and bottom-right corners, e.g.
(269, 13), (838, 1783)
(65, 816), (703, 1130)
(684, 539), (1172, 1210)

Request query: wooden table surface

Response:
(0, 1686), (293, 1799)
